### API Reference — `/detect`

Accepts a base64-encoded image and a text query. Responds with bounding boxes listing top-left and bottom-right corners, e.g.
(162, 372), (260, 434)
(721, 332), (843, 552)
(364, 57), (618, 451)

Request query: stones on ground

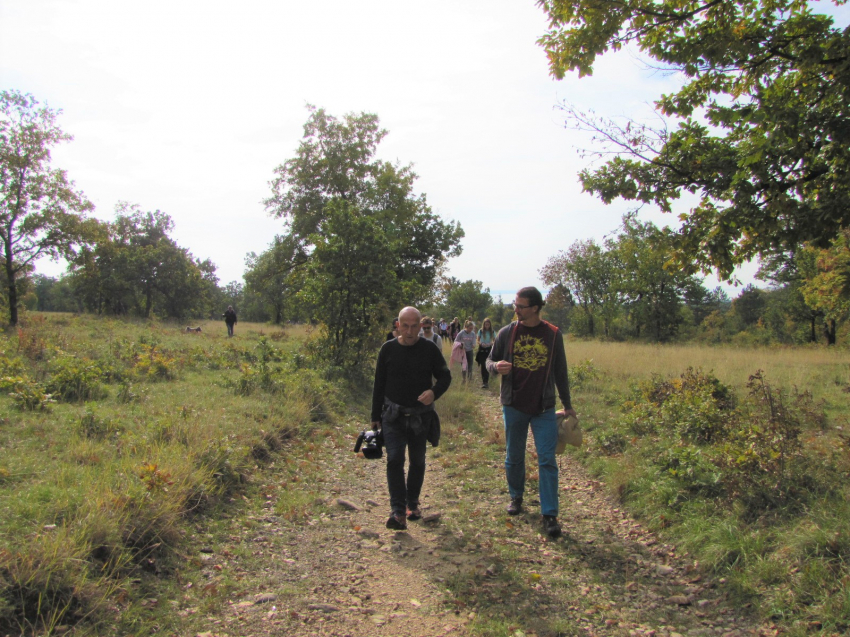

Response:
(668, 595), (692, 605)
(307, 603), (340, 612)
(656, 564), (675, 576)
(336, 498), (362, 511)
(356, 528), (380, 539)
(423, 512), (442, 523)
(253, 593), (277, 604)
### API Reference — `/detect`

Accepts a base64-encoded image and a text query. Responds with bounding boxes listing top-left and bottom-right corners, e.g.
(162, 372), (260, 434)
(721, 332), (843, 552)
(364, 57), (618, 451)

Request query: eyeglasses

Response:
(422, 324), (432, 328)
(513, 303), (532, 310)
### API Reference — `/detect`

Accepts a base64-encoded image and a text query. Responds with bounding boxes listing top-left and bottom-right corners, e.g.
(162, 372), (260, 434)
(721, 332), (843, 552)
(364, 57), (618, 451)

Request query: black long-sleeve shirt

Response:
(370, 337), (452, 422)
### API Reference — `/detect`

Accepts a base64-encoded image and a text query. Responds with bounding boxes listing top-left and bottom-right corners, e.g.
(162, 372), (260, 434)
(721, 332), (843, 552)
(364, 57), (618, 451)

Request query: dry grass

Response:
(567, 339), (850, 414)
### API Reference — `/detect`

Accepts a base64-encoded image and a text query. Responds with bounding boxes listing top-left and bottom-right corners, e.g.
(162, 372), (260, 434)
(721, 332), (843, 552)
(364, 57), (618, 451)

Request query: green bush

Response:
(46, 355), (107, 402)
(8, 377), (55, 411)
(78, 407), (122, 440)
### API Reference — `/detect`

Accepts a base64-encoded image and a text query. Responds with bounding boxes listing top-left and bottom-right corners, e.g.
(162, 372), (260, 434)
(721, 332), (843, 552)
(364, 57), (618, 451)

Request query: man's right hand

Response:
(495, 360), (512, 375)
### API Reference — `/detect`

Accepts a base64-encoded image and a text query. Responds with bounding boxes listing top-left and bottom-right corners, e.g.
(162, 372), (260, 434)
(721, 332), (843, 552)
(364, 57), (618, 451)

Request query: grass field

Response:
(1, 314), (848, 635)
(565, 338), (850, 636)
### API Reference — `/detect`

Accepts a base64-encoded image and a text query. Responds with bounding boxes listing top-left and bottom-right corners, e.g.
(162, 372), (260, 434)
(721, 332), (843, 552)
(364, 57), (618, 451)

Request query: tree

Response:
(801, 230), (850, 345)
(758, 249), (826, 343)
(540, 238), (619, 337)
(611, 216), (704, 340)
(732, 284), (767, 327)
(70, 204), (217, 319)
(300, 200), (397, 367)
(265, 107), (463, 365)
(537, 0), (850, 279)
(443, 278), (493, 323)
(543, 284), (574, 331)
(243, 235), (304, 324)
(0, 90), (100, 324)
(31, 273), (78, 312)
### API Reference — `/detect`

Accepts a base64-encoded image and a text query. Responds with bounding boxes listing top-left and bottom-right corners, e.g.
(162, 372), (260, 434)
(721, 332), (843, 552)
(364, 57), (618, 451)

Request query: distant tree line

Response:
(4, 84), (849, 350)
(538, 214), (846, 346)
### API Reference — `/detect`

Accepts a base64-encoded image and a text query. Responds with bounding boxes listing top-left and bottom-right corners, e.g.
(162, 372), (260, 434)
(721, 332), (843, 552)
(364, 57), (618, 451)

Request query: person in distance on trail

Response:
(476, 317), (496, 389)
(486, 287), (576, 539)
(386, 317), (400, 341)
(448, 317), (461, 341)
(419, 315), (443, 352)
(454, 320), (476, 382)
(223, 305), (237, 337)
(372, 306), (452, 530)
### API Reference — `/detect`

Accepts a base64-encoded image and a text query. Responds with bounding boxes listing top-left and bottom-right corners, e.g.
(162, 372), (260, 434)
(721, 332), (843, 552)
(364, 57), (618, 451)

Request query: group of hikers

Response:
(386, 314), (496, 388)
(373, 286), (577, 539)
(222, 287), (578, 540)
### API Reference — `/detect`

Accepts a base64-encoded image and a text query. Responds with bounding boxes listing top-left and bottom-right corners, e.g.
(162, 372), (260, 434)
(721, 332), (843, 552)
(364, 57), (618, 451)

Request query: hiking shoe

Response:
(407, 505), (422, 521)
(507, 497), (523, 516)
(386, 513), (408, 530)
(542, 515), (561, 538)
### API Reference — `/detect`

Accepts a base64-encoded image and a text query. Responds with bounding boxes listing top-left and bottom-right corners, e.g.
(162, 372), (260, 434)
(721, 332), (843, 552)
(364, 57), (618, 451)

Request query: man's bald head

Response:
(397, 306), (422, 346)
(398, 306), (421, 323)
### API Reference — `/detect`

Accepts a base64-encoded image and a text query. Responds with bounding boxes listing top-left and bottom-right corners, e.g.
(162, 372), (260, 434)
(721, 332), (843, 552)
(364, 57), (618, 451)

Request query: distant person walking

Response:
(419, 316), (443, 352)
(454, 320), (476, 382)
(486, 287), (576, 539)
(476, 317), (495, 388)
(372, 306), (452, 530)
(223, 305), (237, 337)
(448, 317), (461, 342)
(386, 318), (400, 341)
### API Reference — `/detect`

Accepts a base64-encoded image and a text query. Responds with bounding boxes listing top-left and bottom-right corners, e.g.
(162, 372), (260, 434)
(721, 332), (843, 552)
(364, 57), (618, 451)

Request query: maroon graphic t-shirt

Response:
(510, 321), (556, 415)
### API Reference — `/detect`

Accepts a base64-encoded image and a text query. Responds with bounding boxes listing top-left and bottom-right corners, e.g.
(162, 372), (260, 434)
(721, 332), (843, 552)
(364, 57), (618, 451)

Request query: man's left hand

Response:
(417, 389), (435, 405)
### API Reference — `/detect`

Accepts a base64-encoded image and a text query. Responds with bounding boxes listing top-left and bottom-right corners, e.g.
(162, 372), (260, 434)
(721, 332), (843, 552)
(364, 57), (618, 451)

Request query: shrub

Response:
(8, 378), (55, 411)
(78, 407), (122, 440)
(46, 356), (107, 402)
(571, 358), (601, 389)
(132, 345), (178, 381)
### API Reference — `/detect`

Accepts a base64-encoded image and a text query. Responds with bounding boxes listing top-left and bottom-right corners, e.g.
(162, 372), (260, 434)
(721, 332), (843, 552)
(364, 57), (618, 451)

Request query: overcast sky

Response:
(4, 0), (823, 298)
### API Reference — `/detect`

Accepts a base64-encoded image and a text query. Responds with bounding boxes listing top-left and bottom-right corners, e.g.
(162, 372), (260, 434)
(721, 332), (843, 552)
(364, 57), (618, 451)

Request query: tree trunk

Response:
(6, 262), (17, 326)
(3, 231), (17, 325)
(825, 319), (837, 346)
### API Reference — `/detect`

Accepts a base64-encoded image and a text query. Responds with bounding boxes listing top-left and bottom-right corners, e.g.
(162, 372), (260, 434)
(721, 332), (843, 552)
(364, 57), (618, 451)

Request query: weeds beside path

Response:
(179, 391), (775, 637)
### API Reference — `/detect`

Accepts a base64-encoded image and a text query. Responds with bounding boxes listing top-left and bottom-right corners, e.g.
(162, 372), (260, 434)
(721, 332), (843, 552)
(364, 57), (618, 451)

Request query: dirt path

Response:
(182, 394), (777, 637)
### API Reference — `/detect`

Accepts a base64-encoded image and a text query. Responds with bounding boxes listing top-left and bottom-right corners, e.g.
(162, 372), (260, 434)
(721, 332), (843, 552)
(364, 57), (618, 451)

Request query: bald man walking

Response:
(371, 306), (452, 530)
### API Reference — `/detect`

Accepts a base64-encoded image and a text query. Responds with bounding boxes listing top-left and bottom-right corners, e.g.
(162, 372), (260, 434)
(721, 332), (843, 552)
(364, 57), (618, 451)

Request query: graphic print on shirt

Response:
(513, 334), (548, 372)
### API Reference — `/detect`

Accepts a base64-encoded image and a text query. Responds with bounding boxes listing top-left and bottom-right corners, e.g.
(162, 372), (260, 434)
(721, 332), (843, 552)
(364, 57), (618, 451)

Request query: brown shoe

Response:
(407, 505), (422, 521)
(386, 513), (407, 530)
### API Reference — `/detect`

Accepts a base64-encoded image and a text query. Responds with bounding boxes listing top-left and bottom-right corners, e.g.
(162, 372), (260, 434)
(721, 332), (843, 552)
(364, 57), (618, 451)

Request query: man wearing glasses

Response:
(486, 287), (576, 538)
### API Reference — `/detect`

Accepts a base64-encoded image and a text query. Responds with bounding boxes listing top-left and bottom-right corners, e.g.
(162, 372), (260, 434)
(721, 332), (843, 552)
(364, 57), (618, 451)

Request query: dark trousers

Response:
(226, 321), (235, 336)
(382, 417), (427, 515)
(480, 361), (490, 385)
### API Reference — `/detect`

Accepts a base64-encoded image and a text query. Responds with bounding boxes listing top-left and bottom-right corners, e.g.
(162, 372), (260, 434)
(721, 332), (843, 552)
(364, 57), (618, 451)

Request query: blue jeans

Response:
(382, 418), (427, 516)
(503, 405), (559, 517)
